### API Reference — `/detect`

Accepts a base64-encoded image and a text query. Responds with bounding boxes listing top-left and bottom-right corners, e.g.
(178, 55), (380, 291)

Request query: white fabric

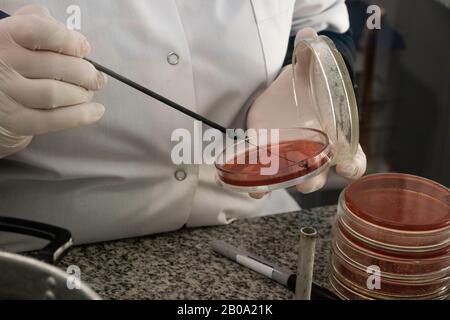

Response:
(291, 0), (350, 35)
(0, 0), (349, 251)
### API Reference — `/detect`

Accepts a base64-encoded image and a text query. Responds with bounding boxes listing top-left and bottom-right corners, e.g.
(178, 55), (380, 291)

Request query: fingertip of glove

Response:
(336, 145), (368, 180)
(249, 192), (270, 200)
(89, 70), (108, 91)
(13, 4), (51, 17)
(336, 162), (366, 180)
(99, 72), (108, 88)
(80, 38), (92, 57)
(296, 27), (318, 41)
(295, 173), (327, 194)
(88, 103), (105, 122)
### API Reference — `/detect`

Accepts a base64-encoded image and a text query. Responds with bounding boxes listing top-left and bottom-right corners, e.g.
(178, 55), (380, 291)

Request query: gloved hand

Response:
(247, 28), (367, 198)
(0, 5), (107, 158)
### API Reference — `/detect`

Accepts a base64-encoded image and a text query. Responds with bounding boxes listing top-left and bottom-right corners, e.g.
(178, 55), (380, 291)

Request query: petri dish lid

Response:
(292, 35), (359, 164)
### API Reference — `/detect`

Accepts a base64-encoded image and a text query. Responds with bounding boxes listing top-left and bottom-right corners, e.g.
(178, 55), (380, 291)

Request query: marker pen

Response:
(211, 240), (338, 300)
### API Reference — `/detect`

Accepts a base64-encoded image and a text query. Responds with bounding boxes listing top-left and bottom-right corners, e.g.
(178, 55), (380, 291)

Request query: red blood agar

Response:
(216, 140), (332, 187)
(344, 174), (450, 232)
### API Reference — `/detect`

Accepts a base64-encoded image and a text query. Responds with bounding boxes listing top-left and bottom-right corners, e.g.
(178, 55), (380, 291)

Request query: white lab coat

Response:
(0, 0), (349, 251)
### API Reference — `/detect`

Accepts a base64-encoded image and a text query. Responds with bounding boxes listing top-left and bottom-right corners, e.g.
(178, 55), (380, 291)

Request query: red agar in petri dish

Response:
(216, 139), (332, 188)
(344, 174), (450, 232)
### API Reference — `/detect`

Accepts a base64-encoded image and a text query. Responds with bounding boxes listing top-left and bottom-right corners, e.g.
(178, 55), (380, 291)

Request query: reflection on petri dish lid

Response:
(215, 128), (333, 193)
(344, 173), (450, 232)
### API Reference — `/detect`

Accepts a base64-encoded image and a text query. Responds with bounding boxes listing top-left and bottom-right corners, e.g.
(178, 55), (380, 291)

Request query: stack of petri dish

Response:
(330, 173), (450, 300)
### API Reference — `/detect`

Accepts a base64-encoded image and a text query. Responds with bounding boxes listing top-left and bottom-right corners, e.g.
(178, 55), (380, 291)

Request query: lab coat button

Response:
(167, 52), (180, 65)
(175, 169), (187, 181)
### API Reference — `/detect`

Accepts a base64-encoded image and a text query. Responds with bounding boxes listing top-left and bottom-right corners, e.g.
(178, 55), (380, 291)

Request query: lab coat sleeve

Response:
(290, 0), (350, 35)
(285, 1), (355, 82)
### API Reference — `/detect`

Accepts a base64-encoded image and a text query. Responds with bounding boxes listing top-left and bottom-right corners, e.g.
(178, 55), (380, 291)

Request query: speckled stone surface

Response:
(58, 206), (337, 300)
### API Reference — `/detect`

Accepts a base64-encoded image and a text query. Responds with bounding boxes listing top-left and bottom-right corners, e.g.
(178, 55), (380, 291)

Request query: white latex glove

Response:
(0, 5), (107, 158)
(247, 28), (367, 198)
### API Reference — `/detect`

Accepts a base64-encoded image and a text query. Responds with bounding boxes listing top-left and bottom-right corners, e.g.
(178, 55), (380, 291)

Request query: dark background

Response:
(292, 0), (450, 208)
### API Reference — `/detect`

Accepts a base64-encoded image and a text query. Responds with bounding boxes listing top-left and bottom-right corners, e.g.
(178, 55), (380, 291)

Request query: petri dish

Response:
(215, 128), (333, 193)
(330, 250), (450, 299)
(333, 224), (450, 278)
(215, 34), (359, 193)
(344, 173), (450, 232)
(338, 174), (450, 254)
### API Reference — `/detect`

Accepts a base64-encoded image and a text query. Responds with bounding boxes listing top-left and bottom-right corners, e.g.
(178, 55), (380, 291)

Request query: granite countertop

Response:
(59, 206), (337, 300)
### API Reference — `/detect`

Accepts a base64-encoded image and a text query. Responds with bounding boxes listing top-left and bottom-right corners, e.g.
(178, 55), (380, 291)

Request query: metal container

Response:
(0, 217), (100, 300)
